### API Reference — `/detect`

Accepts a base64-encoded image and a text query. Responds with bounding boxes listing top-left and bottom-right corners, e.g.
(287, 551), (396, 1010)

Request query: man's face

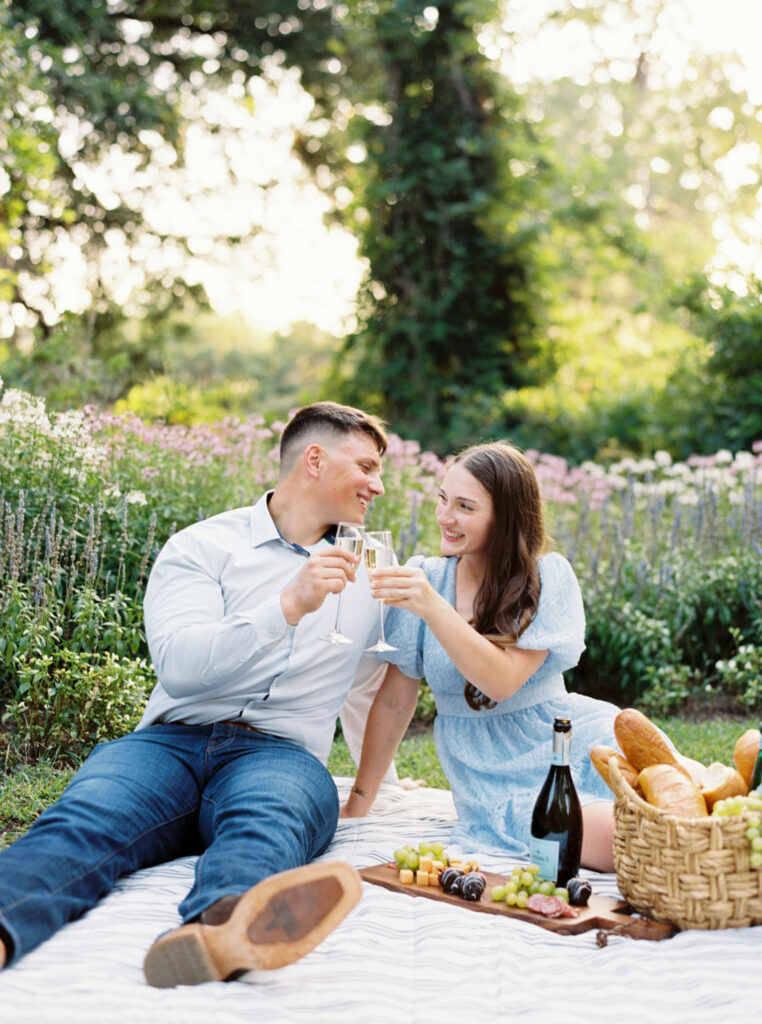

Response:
(320, 431), (384, 524)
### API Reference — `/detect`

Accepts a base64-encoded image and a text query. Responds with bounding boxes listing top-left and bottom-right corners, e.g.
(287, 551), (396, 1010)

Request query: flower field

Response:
(1, 378), (761, 765)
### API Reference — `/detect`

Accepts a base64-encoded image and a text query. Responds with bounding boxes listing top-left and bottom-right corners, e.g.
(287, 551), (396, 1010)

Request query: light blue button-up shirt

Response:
(139, 492), (383, 764)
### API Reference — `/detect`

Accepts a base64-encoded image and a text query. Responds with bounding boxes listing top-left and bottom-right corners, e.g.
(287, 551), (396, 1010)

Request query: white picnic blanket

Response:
(0, 779), (759, 1024)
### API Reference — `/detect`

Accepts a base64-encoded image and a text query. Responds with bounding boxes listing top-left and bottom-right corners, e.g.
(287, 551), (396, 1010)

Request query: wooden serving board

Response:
(359, 864), (674, 942)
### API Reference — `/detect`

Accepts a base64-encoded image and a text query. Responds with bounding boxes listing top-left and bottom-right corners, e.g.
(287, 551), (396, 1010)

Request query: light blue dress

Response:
(379, 552), (619, 856)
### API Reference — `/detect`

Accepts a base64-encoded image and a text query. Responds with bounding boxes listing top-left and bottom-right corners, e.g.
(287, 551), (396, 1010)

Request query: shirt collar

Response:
(249, 491), (282, 548)
(249, 491), (335, 555)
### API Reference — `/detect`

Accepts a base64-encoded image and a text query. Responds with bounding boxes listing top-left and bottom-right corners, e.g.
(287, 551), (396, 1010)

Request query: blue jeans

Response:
(0, 724), (339, 965)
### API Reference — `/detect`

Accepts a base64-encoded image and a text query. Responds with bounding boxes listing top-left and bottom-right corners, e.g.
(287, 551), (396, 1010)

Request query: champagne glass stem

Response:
(334, 593), (345, 635)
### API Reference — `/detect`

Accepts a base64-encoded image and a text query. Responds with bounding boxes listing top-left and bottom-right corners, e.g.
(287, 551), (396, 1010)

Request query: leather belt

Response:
(163, 718), (261, 733)
(220, 719), (261, 733)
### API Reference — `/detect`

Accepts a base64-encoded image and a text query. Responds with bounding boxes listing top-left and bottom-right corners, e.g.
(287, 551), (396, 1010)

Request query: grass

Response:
(0, 760), (75, 849)
(328, 728), (450, 790)
(2, 716), (758, 849)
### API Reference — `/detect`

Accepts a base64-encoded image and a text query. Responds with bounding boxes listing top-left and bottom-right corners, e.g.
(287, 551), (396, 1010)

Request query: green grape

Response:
(505, 891), (518, 906)
(418, 841), (432, 855)
(405, 851), (420, 871)
(520, 871), (534, 888)
(553, 887), (569, 902)
(538, 880), (555, 896)
(511, 865), (524, 877)
(431, 842), (446, 859)
(752, 837), (762, 852)
(714, 796), (762, 816)
(504, 879), (518, 895)
(751, 852), (762, 869)
(516, 890), (529, 909)
(527, 863), (541, 876)
(528, 880), (541, 895)
(490, 885), (507, 901)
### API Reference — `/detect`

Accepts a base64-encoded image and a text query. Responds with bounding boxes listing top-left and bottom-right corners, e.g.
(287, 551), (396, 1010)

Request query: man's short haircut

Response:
(278, 401), (388, 477)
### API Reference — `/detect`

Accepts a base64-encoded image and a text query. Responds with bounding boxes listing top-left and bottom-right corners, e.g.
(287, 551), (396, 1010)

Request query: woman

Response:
(342, 441), (618, 871)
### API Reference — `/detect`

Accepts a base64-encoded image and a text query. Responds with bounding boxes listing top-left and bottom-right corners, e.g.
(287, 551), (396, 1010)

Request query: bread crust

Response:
(614, 708), (689, 775)
(733, 728), (761, 789)
(638, 763), (708, 818)
(590, 745), (641, 793)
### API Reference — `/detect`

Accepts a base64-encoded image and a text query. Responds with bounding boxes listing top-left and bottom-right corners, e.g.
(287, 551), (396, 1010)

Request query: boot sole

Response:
(144, 860), (362, 987)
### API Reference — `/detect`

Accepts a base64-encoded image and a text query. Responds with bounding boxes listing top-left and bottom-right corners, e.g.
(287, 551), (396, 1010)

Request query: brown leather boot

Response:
(143, 860), (362, 988)
(199, 894), (241, 926)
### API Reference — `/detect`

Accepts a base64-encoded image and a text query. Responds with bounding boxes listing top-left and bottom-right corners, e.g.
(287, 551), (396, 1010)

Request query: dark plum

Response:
(566, 876), (592, 907)
(460, 873), (486, 902)
(439, 867), (465, 894)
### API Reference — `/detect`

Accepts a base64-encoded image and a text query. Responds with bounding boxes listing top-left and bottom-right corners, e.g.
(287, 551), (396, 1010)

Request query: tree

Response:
(1, 0), (344, 339)
(665, 275), (762, 454)
(491, 0), (762, 459)
(327, 0), (543, 452)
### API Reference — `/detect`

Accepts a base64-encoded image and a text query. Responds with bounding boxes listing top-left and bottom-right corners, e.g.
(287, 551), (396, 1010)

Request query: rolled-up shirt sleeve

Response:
(144, 530), (293, 697)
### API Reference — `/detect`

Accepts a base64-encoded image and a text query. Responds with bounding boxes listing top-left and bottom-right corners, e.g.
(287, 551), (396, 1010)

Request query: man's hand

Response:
(281, 547), (360, 626)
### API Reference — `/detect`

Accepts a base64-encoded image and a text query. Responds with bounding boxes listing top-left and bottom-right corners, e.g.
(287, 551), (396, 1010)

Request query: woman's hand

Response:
(372, 564), (548, 704)
(369, 565), (442, 620)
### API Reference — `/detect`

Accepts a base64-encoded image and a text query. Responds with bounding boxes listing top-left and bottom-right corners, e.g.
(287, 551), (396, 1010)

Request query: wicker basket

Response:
(609, 758), (762, 930)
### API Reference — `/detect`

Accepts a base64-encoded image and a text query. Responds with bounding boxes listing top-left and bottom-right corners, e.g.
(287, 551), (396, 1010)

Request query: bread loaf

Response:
(699, 761), (747, 811)
(733, 728), (761, 789)
(590, 745), (641, 793)
(614, 708), (690, 776)
(638, 764), (708, 818)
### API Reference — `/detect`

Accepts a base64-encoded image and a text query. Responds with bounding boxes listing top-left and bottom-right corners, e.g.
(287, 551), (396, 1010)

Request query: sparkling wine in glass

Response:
(364, 530), (398, 653)
(321, 522), (365, 644)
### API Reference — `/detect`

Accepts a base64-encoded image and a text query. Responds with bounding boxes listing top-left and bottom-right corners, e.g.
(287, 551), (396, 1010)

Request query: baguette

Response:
(590, 745), (641, 793)
(614, 708), (690, 776)
(734, 728), (762, 789)
(699, 761), (747, 811)
(638, 763), (708, 818)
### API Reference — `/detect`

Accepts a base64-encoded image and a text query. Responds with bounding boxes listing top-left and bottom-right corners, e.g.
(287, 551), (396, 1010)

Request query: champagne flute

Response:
(321, 522), (365, 644)
(364, 530), (398, 653)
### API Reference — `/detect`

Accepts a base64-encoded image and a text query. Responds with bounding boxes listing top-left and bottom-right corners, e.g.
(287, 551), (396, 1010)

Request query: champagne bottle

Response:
(529, 717), (583, 886)
(749, 724), (762, 792)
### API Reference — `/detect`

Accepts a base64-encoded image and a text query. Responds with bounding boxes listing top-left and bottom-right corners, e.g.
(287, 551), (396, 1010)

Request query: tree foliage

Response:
(1, 0), (344, 336)
(493, 0), (762, 460)
(327, 0), (543, 452)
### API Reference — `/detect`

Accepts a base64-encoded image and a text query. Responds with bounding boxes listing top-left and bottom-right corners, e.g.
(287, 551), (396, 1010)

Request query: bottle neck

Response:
(551, 728), (572, 766)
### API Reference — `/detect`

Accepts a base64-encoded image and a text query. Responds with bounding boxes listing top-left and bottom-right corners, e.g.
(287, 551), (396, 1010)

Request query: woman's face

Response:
(435, 462), (495, 559)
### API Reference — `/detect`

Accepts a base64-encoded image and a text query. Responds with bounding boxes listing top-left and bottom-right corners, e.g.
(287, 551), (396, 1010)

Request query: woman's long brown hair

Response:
(452, 442), (550, 710)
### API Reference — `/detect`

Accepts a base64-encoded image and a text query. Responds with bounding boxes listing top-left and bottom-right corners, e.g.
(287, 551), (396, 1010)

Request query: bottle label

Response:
(550, 751), (568, 766)
(529, 836), (559, 882)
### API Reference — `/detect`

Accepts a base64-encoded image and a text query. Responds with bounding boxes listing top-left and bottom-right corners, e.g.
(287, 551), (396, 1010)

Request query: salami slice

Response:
(526, 894), (565, 918)
(559, 901), (581, 918)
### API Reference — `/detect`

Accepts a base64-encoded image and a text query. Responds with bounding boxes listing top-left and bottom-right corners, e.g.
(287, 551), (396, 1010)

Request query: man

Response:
(0, 401), (390, 987)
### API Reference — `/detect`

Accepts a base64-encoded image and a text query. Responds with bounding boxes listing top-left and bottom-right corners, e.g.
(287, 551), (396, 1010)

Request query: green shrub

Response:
(572, 599), (681, 703)
(639, 664), (701, 717)
(2, 650), (154, 765)
(713, 629), (762, 710)
(414, 682), (437, 724)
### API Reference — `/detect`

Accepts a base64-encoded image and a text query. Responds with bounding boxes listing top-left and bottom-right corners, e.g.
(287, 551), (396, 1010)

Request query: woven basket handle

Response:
(607, 755), (655, 814)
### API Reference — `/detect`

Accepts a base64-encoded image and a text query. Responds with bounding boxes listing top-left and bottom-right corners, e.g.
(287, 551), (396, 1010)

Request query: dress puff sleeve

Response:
(375, 554), (428, 679)
(515, 552), (586, 674)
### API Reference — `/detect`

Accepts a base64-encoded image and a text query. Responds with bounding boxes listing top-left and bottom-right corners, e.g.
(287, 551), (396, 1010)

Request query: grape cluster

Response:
(712, 793), (762, 868)
(489, 863), (570, 909)
(393, 841), (449, 872)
